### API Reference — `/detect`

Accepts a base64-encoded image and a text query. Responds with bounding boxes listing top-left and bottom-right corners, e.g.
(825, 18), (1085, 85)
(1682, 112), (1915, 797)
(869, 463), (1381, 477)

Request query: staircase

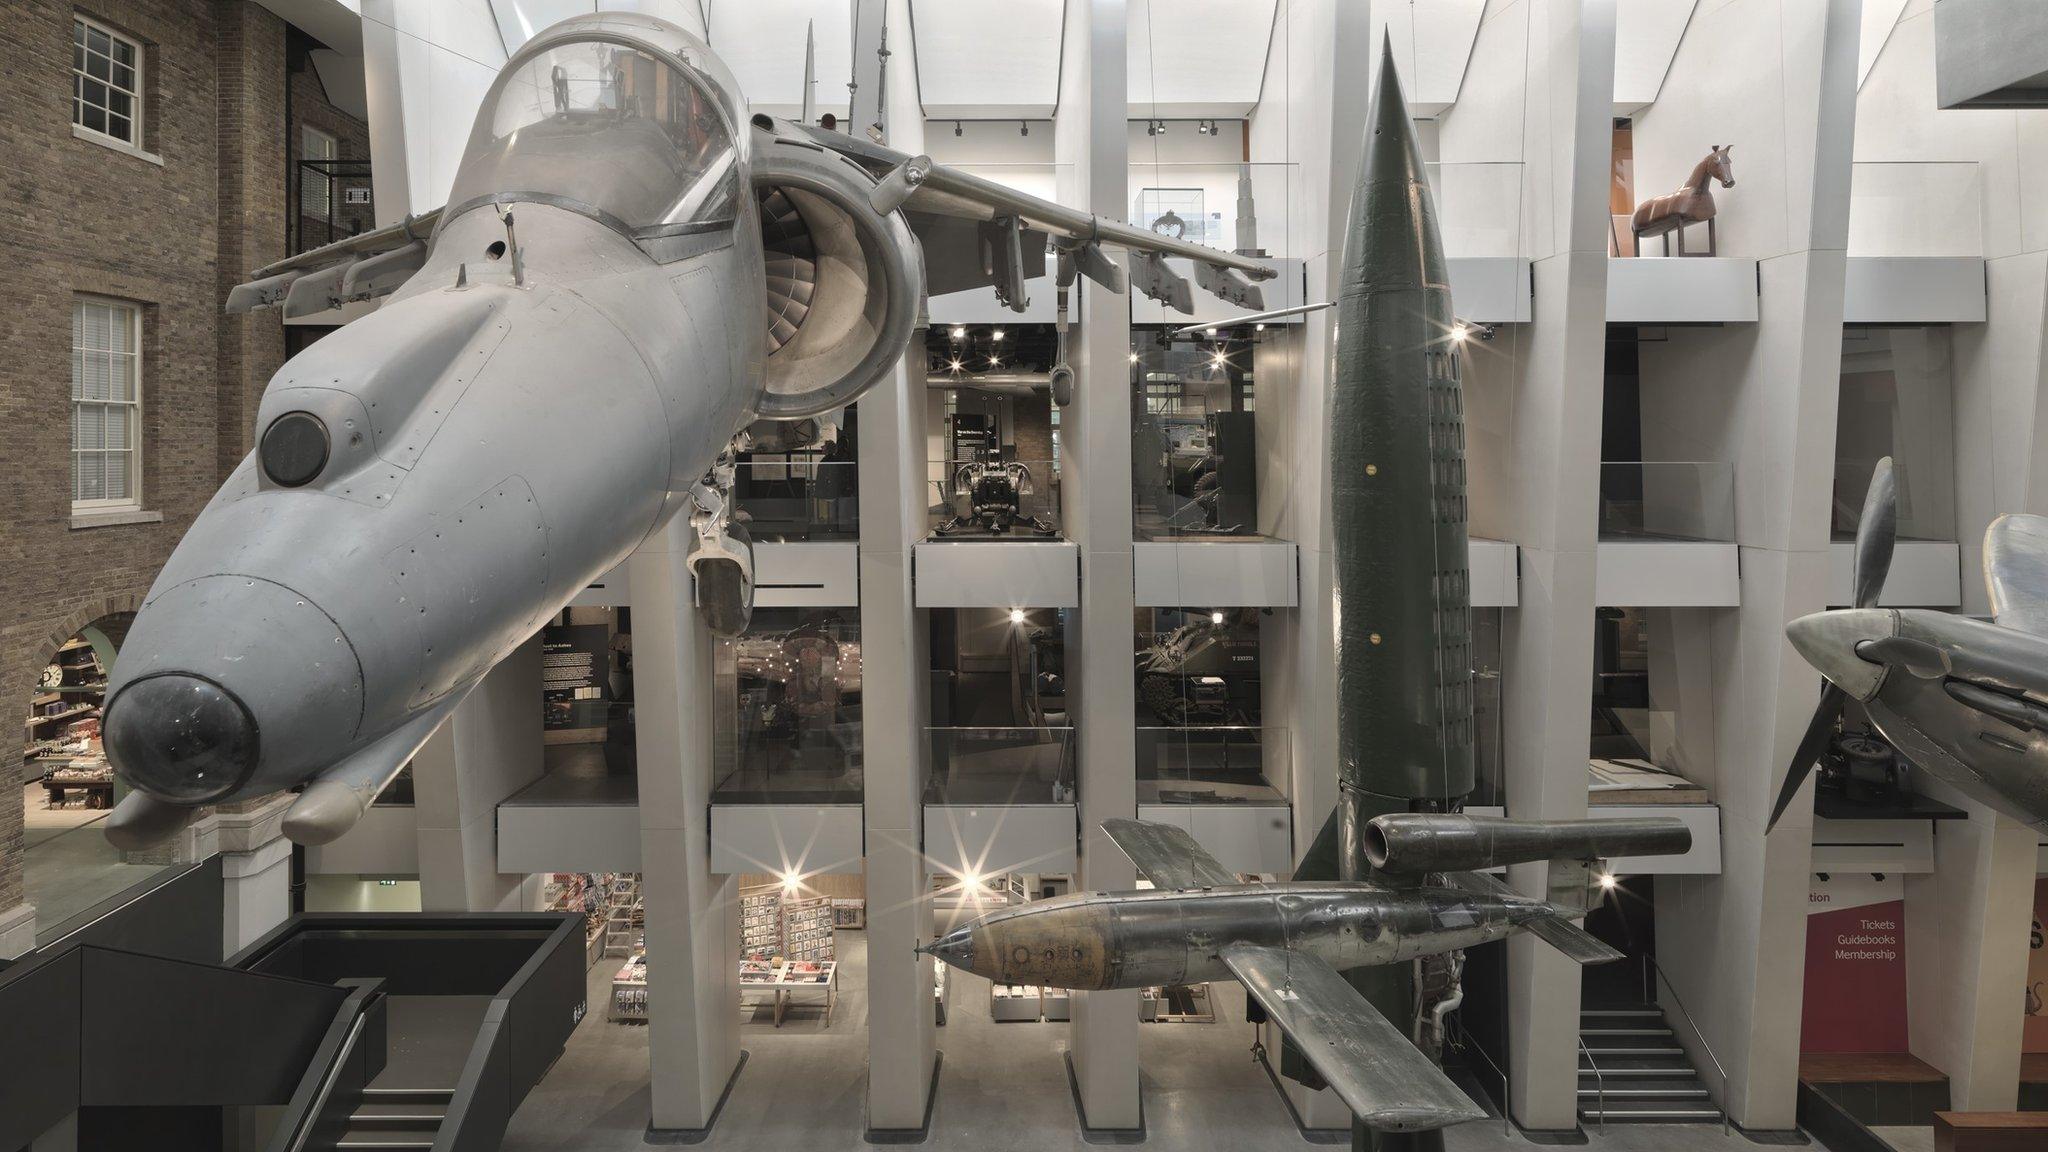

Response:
(1577, 1005), (1724, 1124)
(329, 1086), (454, 1150)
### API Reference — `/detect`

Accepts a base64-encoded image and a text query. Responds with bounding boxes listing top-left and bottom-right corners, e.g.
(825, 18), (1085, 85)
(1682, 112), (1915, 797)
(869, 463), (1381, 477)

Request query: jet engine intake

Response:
(1364, 814), (1691, 875)
(751, 126), (925, 420)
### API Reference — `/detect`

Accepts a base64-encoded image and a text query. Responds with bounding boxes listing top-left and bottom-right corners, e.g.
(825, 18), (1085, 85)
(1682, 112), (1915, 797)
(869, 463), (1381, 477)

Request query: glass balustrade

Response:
(1124, 160), (1303, 260)
(731, 458), (859, 542)
(1135, 726), (1286, 805)
(1597, 461), (1736, 542)
(924, 726), (1077, 806)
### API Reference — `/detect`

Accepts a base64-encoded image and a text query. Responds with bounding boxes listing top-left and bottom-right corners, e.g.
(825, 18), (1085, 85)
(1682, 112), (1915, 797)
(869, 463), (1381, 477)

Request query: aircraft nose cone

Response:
(1786, 608), (1894, 701)
(103, 673), (261, 804)
(922, 929), (975, 973)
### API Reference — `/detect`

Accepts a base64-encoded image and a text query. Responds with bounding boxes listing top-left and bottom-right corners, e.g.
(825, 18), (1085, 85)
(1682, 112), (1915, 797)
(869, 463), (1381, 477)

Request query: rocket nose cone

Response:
(924, 929), (974, 973)
(1786, 609), (1893, 701)
(104, 673), (260, 804)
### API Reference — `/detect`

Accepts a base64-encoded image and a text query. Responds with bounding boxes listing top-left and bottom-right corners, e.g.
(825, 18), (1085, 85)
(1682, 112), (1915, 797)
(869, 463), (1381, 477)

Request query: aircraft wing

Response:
(792, 122), (1276, 314)
(1220, 944), (1486, 1133)
(1101, 818), (1241, 889)
(1986, 514), (2048, 638)
(226, 208), (442, 319)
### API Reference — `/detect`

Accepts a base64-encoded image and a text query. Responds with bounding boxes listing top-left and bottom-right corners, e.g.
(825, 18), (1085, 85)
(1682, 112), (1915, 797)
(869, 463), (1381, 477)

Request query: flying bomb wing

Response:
(1985, 514), (2048, 638)
(1102, 818), (1241, 889)
(1221, 944), (1486, 1133)
(794, 123), (1277, 314)
(1441, 871), (1622, 965)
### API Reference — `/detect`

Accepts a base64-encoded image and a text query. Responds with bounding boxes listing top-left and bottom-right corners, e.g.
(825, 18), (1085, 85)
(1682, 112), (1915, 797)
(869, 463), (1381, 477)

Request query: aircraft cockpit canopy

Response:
(446, 28), (742, 259)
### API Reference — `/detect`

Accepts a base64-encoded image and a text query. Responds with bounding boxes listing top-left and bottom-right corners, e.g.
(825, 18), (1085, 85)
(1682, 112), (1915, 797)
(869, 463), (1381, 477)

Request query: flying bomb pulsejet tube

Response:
(99, 12), (1276, 851)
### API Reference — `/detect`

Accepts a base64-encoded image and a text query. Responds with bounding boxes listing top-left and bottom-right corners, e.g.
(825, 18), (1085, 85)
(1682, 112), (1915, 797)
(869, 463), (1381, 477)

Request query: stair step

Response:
(1581, 1007), (1663, 1018)
(1582, 1028), (1674, 1037)
(345, 1113), (443, 1126)
(1583, 1046), (1685, 1057)
(360, 1087), (455, 1103)
(1572, 1098), (1720, 1115)
(1579, 1064), (1696, 1077)
(335, 1143), (435, 1151)
(1577, 1085), (1711, 1100)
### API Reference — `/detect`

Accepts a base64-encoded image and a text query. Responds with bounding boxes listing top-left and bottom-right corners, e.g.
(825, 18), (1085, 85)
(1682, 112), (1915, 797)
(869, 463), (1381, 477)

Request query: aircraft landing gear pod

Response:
(687, 460), (755, 638)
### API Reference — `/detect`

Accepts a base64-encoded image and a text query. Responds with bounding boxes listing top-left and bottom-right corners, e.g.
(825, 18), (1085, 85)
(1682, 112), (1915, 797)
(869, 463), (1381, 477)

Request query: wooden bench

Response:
(1935, 1111), (2048, 1152)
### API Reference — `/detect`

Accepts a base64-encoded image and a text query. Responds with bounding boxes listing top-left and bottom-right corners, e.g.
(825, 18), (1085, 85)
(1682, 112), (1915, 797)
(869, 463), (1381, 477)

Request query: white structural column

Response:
(1466, 1), (1616, 1133)
(1057, 0), (1141, 1132)
(1247, 0), (1372, 1129)
(1635, 0), (1862, 1132)
(217, 795), (296, 957)
(632, 514), (743, 1133)
(413, 637), (546, 912)
(858, 0), (939, 1135)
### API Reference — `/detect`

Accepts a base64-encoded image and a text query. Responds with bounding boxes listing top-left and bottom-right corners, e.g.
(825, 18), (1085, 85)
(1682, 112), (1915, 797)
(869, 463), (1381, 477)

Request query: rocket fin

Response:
(1101, 818), (1239, 889)
(1222, 944), (1486, 1133)
(282, 695), (462, 845)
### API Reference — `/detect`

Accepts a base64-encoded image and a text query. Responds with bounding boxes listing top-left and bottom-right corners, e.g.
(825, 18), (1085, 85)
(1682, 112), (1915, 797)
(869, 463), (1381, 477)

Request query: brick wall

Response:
(0, 0), (364, 930)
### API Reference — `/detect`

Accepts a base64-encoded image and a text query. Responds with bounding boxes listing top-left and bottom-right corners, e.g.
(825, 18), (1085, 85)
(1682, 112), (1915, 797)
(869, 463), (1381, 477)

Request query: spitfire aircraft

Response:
(1770, 456), (2048, 832)
(920, 814), (1692, 1133)
(98, 12), (1274, 849)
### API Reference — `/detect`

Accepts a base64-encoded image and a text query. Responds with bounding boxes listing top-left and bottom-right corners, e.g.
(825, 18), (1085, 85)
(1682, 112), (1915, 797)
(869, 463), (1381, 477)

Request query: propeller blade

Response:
(1766, 682), (1846, 833)
(1852, 457), (1898, 610)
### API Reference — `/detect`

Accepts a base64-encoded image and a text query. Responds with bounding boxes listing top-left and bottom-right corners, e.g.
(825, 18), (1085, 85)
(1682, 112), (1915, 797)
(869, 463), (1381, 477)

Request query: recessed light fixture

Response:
(1210, 611), (1224, 624)
(991, 329), (1005, 342)
(951, 326), (965, 341)
(1009, 609), (1026, 624)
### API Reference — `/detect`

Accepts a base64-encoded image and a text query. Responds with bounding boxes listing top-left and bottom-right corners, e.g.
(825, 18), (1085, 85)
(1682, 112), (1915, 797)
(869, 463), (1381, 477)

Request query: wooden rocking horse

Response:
(1631, 144), (1734, 256)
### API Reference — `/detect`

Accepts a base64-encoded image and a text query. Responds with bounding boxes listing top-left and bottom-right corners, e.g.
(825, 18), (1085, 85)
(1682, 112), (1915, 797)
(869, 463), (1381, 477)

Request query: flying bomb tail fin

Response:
(282, 694), (464, 846)
(1443, 870), (1624, 966)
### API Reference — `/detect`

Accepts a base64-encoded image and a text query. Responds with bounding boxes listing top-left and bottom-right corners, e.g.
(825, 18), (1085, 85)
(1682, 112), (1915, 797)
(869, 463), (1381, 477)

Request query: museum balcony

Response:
(1596, 461), (1740, 608)
(923, 726), (1079, 878)
(1842, 159), (1988, 323)
(1135, 725), (1291, 875)
(924, 457), (1062, 540)
(1426, 160), (1531, 324)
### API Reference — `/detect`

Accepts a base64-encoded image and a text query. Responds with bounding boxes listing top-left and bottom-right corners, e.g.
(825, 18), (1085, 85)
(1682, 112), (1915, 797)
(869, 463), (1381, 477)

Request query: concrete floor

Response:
(502, 933), (1795, 1152)
(19, 782), (169, 942)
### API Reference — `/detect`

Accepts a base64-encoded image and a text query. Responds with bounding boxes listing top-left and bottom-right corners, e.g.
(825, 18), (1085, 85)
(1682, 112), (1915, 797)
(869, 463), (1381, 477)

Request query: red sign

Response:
(1801, 874), (1908, 1053)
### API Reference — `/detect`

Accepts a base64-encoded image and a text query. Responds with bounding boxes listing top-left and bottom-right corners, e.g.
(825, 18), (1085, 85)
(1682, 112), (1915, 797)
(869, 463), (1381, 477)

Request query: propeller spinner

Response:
(1765, 457), (1898, 832)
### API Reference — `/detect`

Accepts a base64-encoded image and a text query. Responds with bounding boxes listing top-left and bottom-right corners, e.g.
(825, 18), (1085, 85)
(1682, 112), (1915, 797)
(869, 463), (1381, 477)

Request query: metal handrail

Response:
(1448, 1018), (1512, 1138)
(1644, 954), (1731, 1135)
(283, 1013), (368, 1152)
(1578, 1037), (1606, 1130)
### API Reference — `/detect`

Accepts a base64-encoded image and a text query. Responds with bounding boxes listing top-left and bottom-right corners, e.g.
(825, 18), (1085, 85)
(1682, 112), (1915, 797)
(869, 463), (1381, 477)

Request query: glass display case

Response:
(731, 457), (859, 542)
(1135, 726), (1285, 805)
(923, 726), (1076, 806)
(1131, 328), (1266, 539)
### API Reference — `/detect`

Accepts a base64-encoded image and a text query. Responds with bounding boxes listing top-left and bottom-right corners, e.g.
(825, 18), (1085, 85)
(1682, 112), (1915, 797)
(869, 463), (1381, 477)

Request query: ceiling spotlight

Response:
(1020, 121), (1029, 137)
(954, 120), (963, 137)
(948, 358), (964, 372)
(1009, 609), (1026, 624)
(1597, 873), (1618, 891)
(991, 329), (1004, 341)
(1452, 322), (1469, 343)
(1204, 327), (1216, 337)
(1196, 121), (1208, 135)
(782, 870), (802, 892)
(1254, 323), (1265, 332)
(1210, 351), (1228, 367)
(988, 355), (1001, 367)
(951, 326), (965, 341)
(1128, 352), (1139, 363)
(1156, 120), (1166, 134)
(1210, 611), (1225, 624)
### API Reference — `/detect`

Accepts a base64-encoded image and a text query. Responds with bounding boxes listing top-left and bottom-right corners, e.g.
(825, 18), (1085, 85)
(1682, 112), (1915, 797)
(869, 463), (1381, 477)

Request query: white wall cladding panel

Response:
(1446, 257), (1532, 324)
(498, 802), (643, 874)
(1814, 817), (1934, 874)
(1137, 805), (1293, 876)
(1842, 257), (1987, 324)
(913, 541), (1080, 608)
(1464, 804), (1721, 875)
(754, 542), (861, 607)
(710, 805), (866, 876)
(305, 804), (420, 875)
(1469, 537), (1519, 608)
(1828, 539), (1959, 607)
(1132, 541), (1297, 608)
(1605, 258), (1760, 323)
(570, 561), (631, 607)
(924, 805), (1078, 877)
(1595, 542), (1740, 607)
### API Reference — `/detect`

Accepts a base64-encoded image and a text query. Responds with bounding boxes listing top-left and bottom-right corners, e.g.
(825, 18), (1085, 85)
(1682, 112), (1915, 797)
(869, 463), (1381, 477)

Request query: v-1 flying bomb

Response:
(1770, 457), (2048, 832)
(99, 12), (1275, 850)
(921, 815), (1691, 1133)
